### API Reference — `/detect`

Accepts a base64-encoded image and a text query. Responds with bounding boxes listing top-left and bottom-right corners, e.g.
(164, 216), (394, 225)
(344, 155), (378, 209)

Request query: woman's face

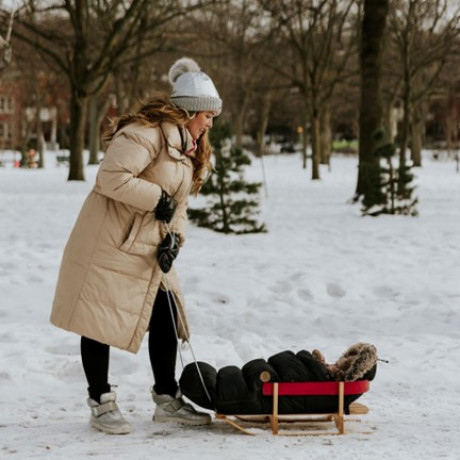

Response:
(185, 111), (215, 140)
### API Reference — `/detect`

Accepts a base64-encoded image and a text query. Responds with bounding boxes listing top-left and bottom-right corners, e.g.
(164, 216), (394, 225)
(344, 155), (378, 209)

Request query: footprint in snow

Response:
(326, 282), (346, 298)
(212, 294), (231, 304)
(373, 285), (399, 298)
(297, 288), (314, 301)
(269, 280), (291, 295)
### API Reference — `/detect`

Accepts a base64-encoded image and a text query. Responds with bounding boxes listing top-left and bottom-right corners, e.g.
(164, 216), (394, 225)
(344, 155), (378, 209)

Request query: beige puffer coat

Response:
(50, 121), (194, 353)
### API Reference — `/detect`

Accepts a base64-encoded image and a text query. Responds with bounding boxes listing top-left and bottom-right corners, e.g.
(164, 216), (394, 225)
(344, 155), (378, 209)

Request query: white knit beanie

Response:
(169, 57), (222, 115)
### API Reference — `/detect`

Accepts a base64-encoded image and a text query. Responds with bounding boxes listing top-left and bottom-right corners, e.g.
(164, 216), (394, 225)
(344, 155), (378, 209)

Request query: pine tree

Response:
(361, 129), (418, 216)
(188, 124), (267, 234)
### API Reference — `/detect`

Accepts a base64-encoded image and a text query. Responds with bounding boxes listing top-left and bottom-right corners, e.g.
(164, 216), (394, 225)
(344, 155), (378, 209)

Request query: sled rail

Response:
(216, 380), (371, 436)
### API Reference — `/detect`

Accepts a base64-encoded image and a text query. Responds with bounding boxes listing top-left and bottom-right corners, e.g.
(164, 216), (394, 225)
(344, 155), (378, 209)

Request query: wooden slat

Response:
(349, 402), (369, 414)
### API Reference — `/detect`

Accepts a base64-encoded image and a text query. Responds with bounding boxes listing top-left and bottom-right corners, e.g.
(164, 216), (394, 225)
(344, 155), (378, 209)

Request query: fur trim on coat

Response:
(312, 343), (378, 381)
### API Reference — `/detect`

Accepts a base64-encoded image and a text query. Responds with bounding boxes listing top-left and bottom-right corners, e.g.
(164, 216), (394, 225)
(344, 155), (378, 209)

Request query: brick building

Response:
(0, 76), (22, 150)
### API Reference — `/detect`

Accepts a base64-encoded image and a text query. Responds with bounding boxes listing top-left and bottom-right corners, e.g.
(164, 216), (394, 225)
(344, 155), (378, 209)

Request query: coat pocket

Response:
(119, 213), (143, 253)
(119, 212), (160, 256)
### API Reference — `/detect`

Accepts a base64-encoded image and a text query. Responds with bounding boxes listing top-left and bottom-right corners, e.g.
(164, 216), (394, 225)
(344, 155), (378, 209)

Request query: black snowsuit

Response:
(179, 350), (377, 415)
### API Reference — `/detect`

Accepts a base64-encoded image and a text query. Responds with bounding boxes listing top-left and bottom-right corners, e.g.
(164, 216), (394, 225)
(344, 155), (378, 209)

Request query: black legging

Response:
(81, 289), (178, 403)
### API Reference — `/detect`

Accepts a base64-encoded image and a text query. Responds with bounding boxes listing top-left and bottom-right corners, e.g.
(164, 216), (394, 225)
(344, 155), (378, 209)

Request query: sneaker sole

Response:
(90, 418), (133, 435)
(153, 414), (211, 426)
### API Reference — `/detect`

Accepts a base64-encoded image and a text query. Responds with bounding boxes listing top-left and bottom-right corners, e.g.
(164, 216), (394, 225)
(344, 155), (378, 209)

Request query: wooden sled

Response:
(215, 380), (371, 436)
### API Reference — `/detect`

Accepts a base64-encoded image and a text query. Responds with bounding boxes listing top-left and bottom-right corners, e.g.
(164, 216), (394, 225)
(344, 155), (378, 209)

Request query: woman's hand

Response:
(157, 233), (180, 273)
(154, 190), (177, 223)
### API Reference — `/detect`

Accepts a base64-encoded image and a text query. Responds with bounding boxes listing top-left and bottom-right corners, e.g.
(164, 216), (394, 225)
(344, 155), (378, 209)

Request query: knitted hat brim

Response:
(171, 96), (222, 115)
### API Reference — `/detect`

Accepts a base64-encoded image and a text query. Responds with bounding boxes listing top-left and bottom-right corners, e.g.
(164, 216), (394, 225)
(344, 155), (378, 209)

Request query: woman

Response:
(50, 58), (222, 434)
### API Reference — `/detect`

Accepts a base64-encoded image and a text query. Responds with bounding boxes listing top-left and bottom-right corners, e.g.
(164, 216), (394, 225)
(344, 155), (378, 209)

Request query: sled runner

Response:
(215, 380), (371, 436)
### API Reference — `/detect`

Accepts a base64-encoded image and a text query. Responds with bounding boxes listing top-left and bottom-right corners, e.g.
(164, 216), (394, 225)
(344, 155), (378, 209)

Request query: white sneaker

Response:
(87, 391), (132, 434)
(152, 389), (212, 426)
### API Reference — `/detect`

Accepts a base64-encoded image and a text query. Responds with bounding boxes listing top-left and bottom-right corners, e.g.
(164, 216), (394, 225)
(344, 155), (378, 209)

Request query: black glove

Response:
(157, 233), (180, 273)
(154, 190), (177, 223)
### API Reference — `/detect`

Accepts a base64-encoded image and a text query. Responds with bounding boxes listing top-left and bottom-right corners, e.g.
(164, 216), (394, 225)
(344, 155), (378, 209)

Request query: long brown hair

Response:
(103, 93), (212, 195)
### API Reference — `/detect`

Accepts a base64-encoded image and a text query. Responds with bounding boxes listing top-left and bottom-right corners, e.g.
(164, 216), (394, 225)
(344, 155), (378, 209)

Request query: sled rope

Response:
(162, 275), (215, 410)
(160, 224), (216, 410)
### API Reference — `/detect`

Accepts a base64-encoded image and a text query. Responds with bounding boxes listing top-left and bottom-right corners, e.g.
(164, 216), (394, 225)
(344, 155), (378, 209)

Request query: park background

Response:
(1, 1), (460, 459)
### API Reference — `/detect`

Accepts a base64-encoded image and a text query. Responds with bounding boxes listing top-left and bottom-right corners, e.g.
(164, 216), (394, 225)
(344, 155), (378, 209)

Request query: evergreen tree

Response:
(361, 129), (418, 216)
(188, 124), (267, 234)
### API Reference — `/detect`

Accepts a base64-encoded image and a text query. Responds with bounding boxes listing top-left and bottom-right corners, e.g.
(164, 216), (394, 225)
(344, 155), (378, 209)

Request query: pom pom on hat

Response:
(168, 57), (201, 85)
(168, 57), (222, 115)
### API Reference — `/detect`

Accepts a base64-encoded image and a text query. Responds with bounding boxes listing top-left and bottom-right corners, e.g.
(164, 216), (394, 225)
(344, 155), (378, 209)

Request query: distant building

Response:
(426, 89), (460, 148)
(0, 78), (22, 150)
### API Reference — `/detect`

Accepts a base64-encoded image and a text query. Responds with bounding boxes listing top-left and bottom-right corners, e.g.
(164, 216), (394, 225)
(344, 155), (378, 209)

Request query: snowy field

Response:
(0, 150), (459, 459)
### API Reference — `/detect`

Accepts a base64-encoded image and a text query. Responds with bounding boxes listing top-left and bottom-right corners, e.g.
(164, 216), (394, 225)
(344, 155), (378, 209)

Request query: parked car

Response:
(280, 141), (296, 153)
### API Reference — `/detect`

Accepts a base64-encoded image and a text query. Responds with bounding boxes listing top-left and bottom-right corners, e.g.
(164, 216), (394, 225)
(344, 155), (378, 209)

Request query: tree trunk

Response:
(234, 91), (248, 148)
(68, 92), (88, 181)
(88, 94), (112, 165)
(445, 90), (458, 159)
(256, 93), (271, 157)
(310, 113), (321, 180)
(37, 132), (45, 168)
(88, 96), (100, 165)
(320, 103), (331, 165)
(35, 97), (45, 169)
(411, 121), (423, 166)
(301, 111), (309, 169)
(214, 148), (229, 233)
(301, 127), (308, 169)
(355, 0), (389, 196)
(21, 117), (33, 167)
(399, 80), (411, 167)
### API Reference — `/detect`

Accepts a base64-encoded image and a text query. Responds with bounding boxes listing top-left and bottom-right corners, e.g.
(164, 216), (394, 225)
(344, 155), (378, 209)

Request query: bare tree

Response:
(388, 0), (460, 167)
(0, 6), (15, 76)
(434, 37), (460, 163)
(13, 0), (216, 180)
(177, 0), (277, 148)
(258, 0), (359, 180)
(10, 15), (63, 167)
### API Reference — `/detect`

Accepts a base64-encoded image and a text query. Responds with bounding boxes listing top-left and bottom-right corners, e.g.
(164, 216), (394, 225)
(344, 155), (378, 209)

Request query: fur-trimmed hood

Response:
(313, 342), (378, 381)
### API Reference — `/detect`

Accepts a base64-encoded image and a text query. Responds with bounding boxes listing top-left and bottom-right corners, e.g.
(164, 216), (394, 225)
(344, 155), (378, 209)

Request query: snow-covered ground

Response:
(1, 150), (459, 459)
